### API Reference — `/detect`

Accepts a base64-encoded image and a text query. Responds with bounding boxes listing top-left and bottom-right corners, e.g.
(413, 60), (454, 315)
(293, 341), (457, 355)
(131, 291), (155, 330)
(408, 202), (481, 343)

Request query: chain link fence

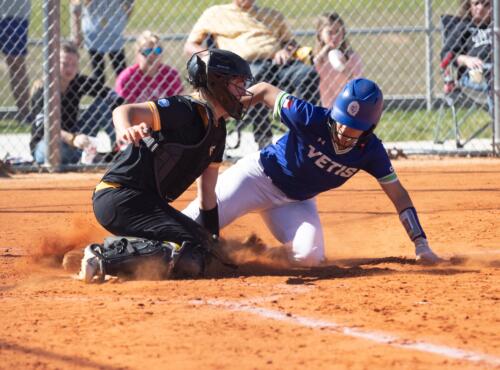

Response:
(0, 0), (498, 171)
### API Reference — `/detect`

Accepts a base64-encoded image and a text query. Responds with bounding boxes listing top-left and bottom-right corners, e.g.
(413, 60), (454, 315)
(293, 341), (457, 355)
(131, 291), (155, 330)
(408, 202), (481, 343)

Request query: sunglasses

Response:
(140, 46), (163, 57)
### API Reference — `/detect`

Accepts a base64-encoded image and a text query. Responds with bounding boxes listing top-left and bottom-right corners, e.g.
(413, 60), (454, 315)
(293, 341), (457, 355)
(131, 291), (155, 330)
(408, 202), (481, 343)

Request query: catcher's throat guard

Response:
(88, 237), (208, 281)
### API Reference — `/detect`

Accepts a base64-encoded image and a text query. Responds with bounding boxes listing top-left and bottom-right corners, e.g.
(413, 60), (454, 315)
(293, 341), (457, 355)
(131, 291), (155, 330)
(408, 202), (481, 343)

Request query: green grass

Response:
(0, 120), (30, 134)
(379, 106), (492, 142)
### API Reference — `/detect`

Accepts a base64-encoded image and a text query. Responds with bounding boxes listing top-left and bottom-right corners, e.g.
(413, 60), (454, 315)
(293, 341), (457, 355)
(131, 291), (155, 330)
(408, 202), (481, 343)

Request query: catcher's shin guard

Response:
(87, 237), (180, 281)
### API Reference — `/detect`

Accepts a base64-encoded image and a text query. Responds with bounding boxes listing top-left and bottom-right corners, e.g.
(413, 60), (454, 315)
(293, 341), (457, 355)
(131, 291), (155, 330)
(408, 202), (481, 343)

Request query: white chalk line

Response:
(190, 298), (500, 367)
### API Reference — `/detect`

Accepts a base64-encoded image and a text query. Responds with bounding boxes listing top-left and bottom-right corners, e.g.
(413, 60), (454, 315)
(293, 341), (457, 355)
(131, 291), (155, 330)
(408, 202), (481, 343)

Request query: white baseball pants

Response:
(182, 152), (325, 266)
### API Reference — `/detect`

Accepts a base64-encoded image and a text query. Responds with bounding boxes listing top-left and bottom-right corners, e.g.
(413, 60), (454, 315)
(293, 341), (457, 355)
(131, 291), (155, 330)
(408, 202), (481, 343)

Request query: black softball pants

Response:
(93, 187), (210, 247)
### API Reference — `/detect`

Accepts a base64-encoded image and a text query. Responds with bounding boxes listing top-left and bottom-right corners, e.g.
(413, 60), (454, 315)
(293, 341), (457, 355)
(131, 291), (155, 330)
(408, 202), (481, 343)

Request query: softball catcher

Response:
(81, 49), (253, 282)
(183, 78), (442, 266)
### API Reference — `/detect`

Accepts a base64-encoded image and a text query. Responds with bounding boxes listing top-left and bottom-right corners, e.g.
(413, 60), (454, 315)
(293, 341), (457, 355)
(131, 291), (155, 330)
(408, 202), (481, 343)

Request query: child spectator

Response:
(313, 13), (364, 108)
(115, 31), (183, 103)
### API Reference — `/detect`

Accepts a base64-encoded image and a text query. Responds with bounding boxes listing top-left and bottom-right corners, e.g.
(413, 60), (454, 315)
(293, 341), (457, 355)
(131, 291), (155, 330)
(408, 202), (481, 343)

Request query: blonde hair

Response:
(314, 12), (353, 58)
(135, 30), (160, 52)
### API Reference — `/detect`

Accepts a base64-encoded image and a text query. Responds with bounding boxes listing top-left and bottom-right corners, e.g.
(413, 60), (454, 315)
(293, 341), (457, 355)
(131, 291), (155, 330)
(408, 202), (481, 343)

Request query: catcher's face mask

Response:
(207, 72), (253, 120)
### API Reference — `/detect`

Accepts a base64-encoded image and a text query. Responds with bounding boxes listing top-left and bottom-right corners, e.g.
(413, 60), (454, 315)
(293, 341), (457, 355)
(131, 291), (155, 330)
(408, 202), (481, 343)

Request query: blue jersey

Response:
(259, 92), (397, 200)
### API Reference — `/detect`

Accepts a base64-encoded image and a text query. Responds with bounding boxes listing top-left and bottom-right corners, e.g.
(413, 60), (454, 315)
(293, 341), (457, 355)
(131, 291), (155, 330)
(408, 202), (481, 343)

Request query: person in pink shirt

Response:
(115, 30), (183, 103)
(313, 13), (364, 108)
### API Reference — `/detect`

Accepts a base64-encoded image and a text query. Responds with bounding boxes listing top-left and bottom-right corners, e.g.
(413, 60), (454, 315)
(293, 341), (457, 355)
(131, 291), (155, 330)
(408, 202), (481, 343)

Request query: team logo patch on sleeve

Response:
(283, 97), (293, 110)
(158, 98), (170, 107)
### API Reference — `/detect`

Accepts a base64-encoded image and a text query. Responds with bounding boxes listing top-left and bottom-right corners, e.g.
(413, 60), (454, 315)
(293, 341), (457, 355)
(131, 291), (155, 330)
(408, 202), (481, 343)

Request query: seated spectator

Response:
(441, 0), (492, 112)
(184, 0), (320, 149)
(30, 42), (122, 165)
(70, 0), (133, 87)
(0, 0), (31, 122)
(115, 30), (183, 103)
(312, 12), (364, 108)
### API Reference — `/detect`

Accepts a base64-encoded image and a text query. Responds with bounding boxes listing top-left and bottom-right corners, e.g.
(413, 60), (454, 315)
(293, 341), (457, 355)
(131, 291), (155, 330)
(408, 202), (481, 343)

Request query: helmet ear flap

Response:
(187, 54), (207, 88)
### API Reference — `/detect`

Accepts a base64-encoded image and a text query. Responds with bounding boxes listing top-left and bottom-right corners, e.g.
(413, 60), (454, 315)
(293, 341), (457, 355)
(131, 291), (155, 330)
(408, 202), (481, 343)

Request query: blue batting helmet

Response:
(330, 78), (384, 131)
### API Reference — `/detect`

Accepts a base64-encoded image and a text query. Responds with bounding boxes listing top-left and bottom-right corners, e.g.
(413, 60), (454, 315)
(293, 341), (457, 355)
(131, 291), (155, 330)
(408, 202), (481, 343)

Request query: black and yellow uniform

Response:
(92, 95), (225, 248)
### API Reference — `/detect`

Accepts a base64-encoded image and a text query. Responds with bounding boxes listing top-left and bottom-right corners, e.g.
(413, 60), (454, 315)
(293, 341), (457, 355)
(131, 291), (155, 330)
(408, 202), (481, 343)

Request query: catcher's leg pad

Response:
(89, 237), (180, 281)
(88, 237), (213, 280)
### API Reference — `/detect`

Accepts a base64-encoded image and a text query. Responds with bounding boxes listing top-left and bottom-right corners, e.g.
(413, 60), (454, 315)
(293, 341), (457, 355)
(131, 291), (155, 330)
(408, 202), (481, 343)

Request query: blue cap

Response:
(330, 78), (384, 131)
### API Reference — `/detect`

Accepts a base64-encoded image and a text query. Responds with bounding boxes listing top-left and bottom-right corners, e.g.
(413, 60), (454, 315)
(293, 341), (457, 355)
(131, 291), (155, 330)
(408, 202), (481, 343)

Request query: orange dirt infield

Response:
(0, 158), (499, 370)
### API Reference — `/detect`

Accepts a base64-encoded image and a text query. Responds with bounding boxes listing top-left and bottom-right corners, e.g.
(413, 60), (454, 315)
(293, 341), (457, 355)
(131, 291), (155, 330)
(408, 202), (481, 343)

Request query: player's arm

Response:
(197, 165), (220, 237)
(380, 180), (441, 264)
(244, 82), (282, 110)
(112, 102), (159, 145)
(379, 180), (413, 213)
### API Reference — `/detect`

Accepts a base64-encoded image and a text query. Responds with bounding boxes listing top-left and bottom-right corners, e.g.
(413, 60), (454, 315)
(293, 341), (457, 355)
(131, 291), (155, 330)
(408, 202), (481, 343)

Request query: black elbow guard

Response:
(200, 205), (219, 237)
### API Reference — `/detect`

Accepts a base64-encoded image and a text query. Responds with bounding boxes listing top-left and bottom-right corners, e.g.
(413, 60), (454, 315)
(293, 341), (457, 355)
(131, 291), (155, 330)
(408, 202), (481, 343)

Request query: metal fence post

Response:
(494, 0), (500, 155)
(43, 0), (61, 170)
(425, 0), (434, 111)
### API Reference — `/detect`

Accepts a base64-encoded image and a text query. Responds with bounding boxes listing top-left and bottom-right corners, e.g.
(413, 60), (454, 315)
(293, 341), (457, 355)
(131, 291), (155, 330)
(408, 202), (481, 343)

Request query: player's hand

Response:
(414, 237), (443, 265)
(117, 123), (150, 146)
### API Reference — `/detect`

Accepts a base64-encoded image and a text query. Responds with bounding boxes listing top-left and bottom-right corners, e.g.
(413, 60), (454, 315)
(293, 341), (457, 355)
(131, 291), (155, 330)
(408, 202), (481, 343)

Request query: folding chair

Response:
(435, 14), (492, 148)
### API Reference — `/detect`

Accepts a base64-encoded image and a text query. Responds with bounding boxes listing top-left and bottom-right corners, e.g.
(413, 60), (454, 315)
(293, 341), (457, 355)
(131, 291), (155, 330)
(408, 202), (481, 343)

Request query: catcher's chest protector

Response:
(142, 97), (226, 202)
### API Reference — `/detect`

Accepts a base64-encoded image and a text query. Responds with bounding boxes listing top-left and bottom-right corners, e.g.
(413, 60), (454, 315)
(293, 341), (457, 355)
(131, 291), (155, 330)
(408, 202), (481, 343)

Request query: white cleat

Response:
(78, 244), (102, 283)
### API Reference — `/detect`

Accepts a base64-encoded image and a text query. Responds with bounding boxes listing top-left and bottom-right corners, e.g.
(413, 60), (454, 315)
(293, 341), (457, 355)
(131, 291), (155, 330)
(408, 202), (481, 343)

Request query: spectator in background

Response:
(70, 0), (133, 87)
(184, 0), (320, 149)
(30, 42), (123, 165)
(313, 12), (364, 108)
(0, 0), (31, 122)
(115, 30), (183, 103)
(441, 0), (492, 112)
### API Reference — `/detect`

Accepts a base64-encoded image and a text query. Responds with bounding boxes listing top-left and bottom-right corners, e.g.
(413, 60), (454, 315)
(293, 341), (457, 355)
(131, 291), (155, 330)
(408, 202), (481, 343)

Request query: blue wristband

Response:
(399, 207), (427, 241)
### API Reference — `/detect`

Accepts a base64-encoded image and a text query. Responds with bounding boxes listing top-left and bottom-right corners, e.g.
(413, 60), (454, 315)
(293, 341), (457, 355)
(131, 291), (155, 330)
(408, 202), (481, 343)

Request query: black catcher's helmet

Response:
(187, 49), (253, 120)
